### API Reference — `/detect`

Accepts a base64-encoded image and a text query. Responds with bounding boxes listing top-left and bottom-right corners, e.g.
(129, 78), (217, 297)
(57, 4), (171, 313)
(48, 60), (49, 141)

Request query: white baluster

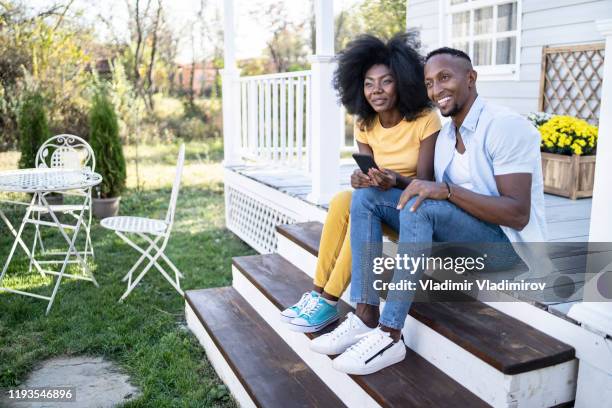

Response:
(241, 81), (247, 154)
(296, 76), (304, 167)
(248, 80), (258, 156)
(305, 74), (312, 172)
(288, 78), (295, 163)
(272, 79), (279, 161)
(265, 80), (272, 161)
(280, 78), (287, 162)
(258, 80), (264, 159)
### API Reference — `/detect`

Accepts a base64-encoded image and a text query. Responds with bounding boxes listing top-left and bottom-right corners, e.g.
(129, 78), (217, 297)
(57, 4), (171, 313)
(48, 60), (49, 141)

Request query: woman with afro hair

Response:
(281, 32), (440, 334)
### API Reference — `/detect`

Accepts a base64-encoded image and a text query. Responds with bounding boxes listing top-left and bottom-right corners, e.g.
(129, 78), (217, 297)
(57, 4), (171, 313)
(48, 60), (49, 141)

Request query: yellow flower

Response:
(539, 115), (598, 156)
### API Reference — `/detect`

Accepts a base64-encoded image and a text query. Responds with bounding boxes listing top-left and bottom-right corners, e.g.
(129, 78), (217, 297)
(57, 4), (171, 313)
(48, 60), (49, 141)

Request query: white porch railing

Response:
(234, 69), (357, 173)
(237, 71), (313, 171)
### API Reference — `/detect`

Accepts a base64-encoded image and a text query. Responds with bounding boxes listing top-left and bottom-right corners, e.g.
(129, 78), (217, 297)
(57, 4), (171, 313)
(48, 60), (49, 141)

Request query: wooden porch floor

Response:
(229, 162), (592, 243)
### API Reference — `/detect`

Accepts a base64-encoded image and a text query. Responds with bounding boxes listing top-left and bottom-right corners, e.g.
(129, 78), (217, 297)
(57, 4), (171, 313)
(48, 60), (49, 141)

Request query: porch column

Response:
(221, 0), (242, 166)
(567, 18), (612, 408)
(307, 0), (341, 205)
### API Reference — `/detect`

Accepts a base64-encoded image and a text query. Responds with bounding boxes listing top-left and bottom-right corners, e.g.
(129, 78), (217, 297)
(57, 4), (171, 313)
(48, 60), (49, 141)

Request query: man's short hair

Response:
(425, 47), (472, 63)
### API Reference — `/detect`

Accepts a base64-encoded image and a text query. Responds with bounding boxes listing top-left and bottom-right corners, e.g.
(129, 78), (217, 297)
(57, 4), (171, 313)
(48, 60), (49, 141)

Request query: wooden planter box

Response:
(541, 152), (596, 200)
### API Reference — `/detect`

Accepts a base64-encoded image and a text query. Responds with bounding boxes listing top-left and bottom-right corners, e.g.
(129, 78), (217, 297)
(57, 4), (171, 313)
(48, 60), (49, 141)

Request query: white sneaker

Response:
(309, 312), (371, 355)
(332, 327), (406, 375)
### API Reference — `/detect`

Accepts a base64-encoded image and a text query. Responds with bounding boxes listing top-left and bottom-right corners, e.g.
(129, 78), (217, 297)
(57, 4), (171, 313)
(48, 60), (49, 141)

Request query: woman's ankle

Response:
(321, 291), (339, 302)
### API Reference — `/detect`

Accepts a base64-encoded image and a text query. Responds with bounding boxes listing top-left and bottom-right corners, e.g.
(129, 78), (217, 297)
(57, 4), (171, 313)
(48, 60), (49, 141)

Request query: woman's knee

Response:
(329, 190), (353, 218)
(350, 187), (379, 212)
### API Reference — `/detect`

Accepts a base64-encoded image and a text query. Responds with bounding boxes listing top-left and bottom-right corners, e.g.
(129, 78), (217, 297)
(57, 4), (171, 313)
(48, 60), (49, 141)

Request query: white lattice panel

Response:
(226, 185), (296, 254)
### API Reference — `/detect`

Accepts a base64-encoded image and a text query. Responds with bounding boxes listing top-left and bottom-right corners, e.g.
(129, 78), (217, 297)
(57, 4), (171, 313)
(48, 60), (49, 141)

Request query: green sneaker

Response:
(280, 291), (318, 322)
(289, 296), (339, 333)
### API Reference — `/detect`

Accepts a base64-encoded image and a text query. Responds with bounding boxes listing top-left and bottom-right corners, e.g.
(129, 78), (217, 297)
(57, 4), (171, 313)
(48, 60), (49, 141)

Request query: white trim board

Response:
(224, 167), (327, 223)
(185, 303), (257, 408)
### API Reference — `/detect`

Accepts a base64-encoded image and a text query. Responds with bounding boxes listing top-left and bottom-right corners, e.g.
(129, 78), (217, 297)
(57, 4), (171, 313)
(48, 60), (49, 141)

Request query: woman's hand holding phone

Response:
(368, 168), (396, 190)
(351, 169), (372, 188)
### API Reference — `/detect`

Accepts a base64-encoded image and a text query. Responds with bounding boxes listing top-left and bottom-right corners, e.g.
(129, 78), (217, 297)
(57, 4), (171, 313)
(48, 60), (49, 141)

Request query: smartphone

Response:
(352, 153), (379, 173)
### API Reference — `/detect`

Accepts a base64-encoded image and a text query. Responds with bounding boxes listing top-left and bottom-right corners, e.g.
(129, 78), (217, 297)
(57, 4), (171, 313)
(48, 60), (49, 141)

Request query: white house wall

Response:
(407, 0), (612, 115)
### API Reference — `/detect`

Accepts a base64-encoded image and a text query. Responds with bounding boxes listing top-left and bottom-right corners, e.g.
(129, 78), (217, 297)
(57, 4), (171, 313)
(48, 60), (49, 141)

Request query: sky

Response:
(28, 0), (361, 63)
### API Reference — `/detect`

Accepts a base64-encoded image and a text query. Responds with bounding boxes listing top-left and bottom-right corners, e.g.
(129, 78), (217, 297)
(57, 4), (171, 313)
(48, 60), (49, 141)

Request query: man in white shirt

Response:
(311, 47), (546, 376)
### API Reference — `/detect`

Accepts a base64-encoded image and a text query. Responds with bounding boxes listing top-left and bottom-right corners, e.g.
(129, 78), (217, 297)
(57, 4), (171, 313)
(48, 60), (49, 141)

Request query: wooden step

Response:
(185, 287), (346, 408)
(277, 222), (322, 256)
(232, 254), (489, 408)
(277, 222), (575, 374)
(234, 252), (577, 407)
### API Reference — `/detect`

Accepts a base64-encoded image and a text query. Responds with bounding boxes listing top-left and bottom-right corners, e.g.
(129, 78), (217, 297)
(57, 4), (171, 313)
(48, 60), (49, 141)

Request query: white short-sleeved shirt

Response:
(434, 96), (547, 245)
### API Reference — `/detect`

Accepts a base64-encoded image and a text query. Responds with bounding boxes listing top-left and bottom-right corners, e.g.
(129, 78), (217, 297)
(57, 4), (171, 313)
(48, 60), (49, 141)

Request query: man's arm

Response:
(396, 174), (531, 230)
(397, 115), (537, 230)
(444, 174), (531, 230)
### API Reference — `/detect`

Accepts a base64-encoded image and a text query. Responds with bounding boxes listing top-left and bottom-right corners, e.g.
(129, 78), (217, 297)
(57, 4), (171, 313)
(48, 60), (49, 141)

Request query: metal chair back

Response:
(165, 144), (185, 230)
(36, 134), (95, 172)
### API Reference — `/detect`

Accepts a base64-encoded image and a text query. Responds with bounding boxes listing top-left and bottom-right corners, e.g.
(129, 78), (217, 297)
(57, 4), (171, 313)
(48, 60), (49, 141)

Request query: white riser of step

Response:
(256, 243), (577, 407)
(277, 233), (353, 305)
(231, 265), (381, 408)
(185, 303), (256, 408)
(402, 314), (577, 407)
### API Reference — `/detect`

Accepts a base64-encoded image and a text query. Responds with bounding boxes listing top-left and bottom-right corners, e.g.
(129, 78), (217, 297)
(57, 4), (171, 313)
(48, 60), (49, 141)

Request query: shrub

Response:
(17, 91), (50, 168)
(539, 115), (598, 156)
(89, 88), (126, 198)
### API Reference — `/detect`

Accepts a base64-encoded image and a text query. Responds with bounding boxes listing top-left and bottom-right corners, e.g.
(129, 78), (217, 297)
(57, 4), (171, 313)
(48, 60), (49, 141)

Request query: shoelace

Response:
(295, 292), (312, 310)
(330, 313), (358, 341)
(299, 295), (321, 317)
(346, 329), (386, 359)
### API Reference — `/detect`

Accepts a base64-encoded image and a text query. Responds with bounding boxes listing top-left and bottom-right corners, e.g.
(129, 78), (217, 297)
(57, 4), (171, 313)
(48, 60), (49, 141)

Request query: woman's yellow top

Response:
(355, 109), (441, 177)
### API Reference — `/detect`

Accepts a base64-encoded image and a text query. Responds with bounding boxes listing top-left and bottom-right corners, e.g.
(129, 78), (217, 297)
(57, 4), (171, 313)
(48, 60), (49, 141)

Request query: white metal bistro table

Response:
(0, 168), (102, 314)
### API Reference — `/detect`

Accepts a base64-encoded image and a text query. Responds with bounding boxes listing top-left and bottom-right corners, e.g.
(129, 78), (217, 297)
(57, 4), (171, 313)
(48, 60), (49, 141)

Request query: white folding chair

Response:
(100, 144), (185, 301)
(28, 134), (96, 273)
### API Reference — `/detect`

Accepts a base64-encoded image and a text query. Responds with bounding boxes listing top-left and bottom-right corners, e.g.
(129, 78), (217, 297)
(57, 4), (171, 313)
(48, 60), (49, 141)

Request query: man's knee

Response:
(399, 197), (440, 224)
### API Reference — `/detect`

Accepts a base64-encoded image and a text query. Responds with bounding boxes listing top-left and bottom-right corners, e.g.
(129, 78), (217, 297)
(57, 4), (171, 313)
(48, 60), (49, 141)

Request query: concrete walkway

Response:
(1, 356), (140, 408)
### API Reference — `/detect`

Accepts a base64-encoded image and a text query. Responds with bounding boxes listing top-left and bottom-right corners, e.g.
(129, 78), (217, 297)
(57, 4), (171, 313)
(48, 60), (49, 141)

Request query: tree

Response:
(0, 0), (93, 148)
(251, 1), (309, 73)
(124, 0), (167, 109)
(357, 0), (406, 40)
(17, 90), (50, 169)
(331, 0), (408, 52)
(89, 87), (126, 198)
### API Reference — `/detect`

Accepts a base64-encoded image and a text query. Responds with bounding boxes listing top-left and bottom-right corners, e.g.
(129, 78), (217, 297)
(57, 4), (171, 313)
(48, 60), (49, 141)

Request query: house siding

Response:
(407, 0), (612, 115)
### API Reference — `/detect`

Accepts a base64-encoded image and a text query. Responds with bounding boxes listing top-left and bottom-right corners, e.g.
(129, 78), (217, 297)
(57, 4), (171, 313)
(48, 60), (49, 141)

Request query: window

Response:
(445, 0), (521, 80)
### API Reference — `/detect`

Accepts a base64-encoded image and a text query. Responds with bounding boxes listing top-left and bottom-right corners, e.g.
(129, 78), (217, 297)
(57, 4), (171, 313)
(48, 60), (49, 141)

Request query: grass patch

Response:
(0, 141), (255, 406)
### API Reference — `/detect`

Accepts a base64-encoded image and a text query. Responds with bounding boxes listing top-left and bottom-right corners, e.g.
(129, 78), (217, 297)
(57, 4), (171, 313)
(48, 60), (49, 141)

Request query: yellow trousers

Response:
(313, 191), (354, 298)
(314, 190), (399, 298)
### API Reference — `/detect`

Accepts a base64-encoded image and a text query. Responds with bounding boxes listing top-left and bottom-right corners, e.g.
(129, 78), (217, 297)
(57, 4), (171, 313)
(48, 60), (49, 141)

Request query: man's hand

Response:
(367, 168), (397, 191)
(351, 169), (372, 188)
(397, 180), (449, 211)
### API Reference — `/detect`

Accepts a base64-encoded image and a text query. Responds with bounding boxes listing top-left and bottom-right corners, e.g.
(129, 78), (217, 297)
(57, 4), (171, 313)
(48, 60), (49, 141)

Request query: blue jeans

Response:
(349, 187), (518, 330)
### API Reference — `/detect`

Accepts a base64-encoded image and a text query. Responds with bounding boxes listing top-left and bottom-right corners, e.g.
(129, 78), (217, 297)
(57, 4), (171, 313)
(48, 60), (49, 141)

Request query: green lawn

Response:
(0, 141), (256, 407)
